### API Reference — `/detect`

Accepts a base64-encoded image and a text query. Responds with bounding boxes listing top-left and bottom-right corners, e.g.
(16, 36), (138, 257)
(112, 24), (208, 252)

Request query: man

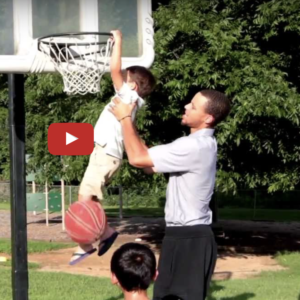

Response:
(110, 90), (231, 300)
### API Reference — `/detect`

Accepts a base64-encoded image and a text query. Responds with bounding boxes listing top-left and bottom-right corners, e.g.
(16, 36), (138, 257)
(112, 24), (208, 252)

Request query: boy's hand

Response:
(110, 30), (122, 43)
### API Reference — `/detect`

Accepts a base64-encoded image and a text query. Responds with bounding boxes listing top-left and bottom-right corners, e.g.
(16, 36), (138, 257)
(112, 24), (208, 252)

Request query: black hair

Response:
(200, 89), (231, 126)
(111, 243), (156, 292)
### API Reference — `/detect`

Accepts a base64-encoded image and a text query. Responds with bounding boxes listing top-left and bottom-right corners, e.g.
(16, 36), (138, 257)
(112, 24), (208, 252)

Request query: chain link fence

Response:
(1, 182), (300, 221)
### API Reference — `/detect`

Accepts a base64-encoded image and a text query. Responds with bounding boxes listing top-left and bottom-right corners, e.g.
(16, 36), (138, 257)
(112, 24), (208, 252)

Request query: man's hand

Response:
(110, 30), (122, 43)
(109, 97), (136, 121)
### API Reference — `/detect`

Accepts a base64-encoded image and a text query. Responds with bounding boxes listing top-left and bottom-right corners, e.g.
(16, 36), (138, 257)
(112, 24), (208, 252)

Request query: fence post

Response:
(119, 185), (123, 219)
(61, 179), (65, 231)
(69, 186), (72, 206)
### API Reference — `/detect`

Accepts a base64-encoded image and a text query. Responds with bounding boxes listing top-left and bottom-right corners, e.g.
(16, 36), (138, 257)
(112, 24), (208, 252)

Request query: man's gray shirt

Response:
(148, 128), (217, 226)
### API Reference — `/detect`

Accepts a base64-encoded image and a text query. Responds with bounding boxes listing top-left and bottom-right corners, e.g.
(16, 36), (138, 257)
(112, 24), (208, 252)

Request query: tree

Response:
(1, 0), (300, 194)
(150, 0), (300, 192)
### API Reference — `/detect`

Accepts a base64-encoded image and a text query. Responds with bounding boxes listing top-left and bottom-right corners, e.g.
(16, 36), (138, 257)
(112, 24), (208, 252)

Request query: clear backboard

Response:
(0, 0), (154, 73)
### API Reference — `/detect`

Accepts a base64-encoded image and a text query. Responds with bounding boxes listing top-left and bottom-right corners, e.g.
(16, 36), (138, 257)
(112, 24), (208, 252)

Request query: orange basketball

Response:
(65, 200), (107, 244)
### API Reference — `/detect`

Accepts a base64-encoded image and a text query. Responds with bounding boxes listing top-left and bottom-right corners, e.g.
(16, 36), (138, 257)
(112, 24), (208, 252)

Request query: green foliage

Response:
(1, 0), (300, 194)
(152, 0), (300, 192)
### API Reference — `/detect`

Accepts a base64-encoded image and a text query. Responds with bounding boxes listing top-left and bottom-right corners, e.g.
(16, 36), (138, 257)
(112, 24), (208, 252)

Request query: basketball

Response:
(65, 200), (107, 244)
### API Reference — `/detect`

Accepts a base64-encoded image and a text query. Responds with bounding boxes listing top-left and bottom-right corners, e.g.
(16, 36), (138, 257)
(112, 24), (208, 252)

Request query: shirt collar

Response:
(189, 128), (215, 137)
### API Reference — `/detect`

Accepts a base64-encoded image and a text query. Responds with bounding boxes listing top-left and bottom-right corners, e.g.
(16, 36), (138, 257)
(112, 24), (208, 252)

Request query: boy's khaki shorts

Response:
(79, 144), (121, 200)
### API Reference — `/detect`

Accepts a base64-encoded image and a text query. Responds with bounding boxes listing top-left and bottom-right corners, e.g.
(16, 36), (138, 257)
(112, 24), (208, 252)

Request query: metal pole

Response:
(8, 74), (29, 300)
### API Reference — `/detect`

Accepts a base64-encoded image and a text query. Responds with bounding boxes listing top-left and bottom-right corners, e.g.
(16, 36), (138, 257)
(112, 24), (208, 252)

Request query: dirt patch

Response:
(0, 248), (285, 280)
(1, 210), (299, 279)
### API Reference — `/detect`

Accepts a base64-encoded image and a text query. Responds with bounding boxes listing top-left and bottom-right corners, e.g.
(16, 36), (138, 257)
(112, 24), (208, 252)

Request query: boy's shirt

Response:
(94, 83), (145, 159)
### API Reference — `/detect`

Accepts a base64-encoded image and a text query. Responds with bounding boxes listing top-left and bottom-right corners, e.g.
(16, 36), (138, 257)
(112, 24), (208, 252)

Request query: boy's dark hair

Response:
(126, 66), (156, 98)
(200, 89), (231, 126)
(111, 242), (156, 292)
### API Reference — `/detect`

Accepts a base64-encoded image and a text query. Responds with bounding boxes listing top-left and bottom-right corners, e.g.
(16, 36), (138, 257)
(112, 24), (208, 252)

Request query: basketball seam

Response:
(81, 201), (104, 234)
(66, 209), (99, 236)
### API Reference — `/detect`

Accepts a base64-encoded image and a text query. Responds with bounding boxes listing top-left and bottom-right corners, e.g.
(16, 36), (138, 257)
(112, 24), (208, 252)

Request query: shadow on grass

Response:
(208, 281), (255, 300)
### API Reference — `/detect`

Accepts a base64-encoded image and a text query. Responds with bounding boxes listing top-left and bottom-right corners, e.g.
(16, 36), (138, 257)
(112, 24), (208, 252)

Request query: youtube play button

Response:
(48, 123), (94, 155)
(66, 132), (78, 145)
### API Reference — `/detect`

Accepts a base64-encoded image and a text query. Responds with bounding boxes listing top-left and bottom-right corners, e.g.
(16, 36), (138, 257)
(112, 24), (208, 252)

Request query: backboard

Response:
(0, 0), (154, 73)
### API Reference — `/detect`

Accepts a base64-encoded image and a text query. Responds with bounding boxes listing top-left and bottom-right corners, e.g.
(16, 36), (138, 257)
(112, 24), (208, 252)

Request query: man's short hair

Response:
(111, 242), (156, 292)
(200, 89), (231, 126)
(126, 66), (156, 98)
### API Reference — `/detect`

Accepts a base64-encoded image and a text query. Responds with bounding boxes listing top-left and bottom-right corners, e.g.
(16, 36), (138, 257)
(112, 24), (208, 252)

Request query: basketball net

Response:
(39, 33), (113, 95)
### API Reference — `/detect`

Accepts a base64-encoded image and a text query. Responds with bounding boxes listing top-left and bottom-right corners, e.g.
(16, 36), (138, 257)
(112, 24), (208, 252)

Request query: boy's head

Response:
(124, 66), (156, 98)
(111, 242), (157, 292)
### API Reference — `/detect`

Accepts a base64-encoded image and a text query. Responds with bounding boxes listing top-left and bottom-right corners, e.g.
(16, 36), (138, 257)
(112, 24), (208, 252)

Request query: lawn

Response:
(0, 252), (299, 300)
(0, 238), (75, 254)
(1, 202), (300, 222)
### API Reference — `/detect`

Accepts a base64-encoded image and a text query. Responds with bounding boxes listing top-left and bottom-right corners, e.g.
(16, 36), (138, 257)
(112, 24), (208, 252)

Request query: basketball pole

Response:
(8, 74), (29, 300)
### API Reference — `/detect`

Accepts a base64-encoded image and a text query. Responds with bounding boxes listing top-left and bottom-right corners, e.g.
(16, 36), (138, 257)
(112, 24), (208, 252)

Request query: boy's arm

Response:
(110, 30), (123, 91)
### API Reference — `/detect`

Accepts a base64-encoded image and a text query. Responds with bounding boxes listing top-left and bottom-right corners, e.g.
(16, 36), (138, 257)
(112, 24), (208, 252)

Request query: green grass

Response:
(218, 208), (300, 222)
(207, 252), (300, 300)
(0, 239), (75, 255)
(0, 202), (10, 210)
(1, 202), (300, 222)
(0, 252), (299, 300)
(104, 206), (164, 217)
(0, 259), (40, 270)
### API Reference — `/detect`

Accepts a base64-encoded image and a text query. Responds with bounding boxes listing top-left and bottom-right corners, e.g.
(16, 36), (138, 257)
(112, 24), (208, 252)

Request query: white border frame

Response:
(0, 0), (154, 73)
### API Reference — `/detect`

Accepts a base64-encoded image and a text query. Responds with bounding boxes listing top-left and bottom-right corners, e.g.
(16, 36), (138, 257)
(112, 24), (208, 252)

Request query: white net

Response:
(39, 34), (113, 95)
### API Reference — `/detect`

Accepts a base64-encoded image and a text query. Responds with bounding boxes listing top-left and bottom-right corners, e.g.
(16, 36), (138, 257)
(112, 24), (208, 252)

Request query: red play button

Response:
(48, 123), (94, 155)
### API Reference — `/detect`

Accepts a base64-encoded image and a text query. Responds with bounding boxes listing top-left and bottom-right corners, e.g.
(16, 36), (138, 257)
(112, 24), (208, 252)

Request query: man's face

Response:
(181, 92), (213, 129)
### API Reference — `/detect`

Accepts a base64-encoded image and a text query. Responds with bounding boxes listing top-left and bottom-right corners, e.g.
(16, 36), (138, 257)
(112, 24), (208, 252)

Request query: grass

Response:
(1, 202), (300, 222)
(207, 252), (300, 300)
(0, 252), (299, 300)
(0, 259), (40, 270)
(0, 202), (9, 210)
(105, 207), (300, 222)
(218, 208), (300, 222)
(0, 238), (75, 255)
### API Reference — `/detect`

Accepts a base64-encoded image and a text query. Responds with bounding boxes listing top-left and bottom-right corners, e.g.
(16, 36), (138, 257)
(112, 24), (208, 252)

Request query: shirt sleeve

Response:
(148, 137), (197, 173)
(115, 83), (139, 104)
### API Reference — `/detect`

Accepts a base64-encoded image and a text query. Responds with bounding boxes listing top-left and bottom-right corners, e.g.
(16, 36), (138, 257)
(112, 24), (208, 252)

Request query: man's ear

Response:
(205, 114), (215, 126)
(111, 272), (119, 285)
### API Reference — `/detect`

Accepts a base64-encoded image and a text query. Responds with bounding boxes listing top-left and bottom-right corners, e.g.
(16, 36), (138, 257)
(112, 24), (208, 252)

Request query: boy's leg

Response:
(70, 145), (121, 264)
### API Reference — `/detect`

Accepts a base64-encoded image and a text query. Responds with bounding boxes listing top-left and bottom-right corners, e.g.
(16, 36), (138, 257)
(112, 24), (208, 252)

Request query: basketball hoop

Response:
(38, 32), (113, 95)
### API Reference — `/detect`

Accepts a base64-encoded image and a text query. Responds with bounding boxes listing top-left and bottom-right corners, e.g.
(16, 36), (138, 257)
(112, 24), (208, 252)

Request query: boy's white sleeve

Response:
(115, 83), (139, 104)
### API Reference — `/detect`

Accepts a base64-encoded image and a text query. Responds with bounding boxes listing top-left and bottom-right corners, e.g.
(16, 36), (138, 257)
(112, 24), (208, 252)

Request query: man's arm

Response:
(110, 30), (123, 91)
(109, 98), (154, 168)
(119, 117), (154, 168)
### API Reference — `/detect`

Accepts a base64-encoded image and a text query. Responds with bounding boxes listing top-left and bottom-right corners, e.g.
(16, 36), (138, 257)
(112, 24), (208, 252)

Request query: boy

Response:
(70, 30), (156, 265)
(111, 243), (157, 300)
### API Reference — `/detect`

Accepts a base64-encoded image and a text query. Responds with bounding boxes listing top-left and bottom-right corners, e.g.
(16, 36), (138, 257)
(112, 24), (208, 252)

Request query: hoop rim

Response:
(38, 32), (113, 49)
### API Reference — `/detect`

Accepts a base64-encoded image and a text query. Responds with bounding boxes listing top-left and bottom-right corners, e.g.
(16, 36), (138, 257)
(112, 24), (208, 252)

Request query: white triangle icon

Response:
(66, 132), (78, 145)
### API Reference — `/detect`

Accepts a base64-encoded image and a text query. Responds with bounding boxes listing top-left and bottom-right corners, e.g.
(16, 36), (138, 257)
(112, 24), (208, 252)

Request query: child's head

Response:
(111, 242), (157, 292)
(124, 66), (156, 98)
